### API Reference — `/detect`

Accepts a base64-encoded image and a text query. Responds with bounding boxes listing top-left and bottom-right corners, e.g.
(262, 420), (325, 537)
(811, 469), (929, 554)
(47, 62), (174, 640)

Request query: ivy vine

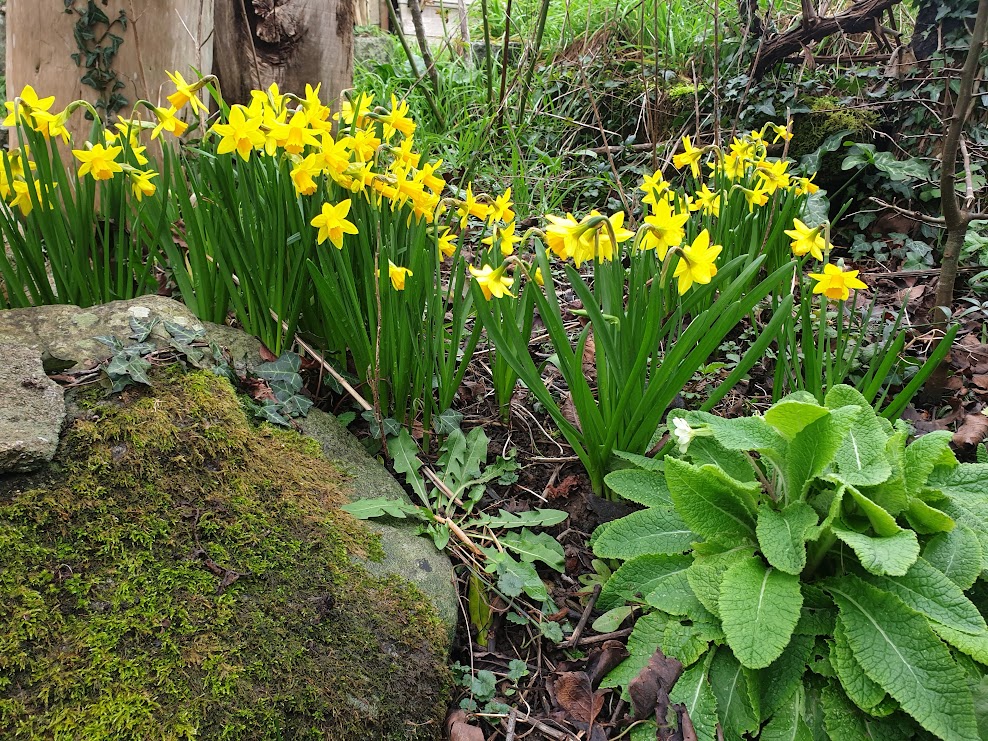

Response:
(63, 0), (128, 118)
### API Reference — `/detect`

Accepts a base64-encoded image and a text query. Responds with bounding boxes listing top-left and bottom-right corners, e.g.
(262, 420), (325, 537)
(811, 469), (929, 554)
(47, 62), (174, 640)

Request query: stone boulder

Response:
(0, 297), (458, 739)
(0, 344), (65, 472)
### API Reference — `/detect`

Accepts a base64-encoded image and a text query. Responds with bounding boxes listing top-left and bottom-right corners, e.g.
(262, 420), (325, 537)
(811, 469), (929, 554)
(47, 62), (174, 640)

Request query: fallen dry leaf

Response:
(584, 640), (630, 687)
(545, 474), (583, 500)
(954, 411), (988, 446)
(445, 709), (486, 741)
(628, 649), (683, 722)
(548, 671), (606, 726)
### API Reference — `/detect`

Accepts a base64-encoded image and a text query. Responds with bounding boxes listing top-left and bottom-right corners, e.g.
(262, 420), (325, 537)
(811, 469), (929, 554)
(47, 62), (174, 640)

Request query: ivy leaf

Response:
(669, 658), (720, 741)
(860, 557), (986, 635)
(500, 529), (565, 572)
(129, 315), (160, 341)
(756, 502), (818, 575)
(162, 319), (204, 345)
(831, 523), (919, 576)
(592, 506), (696, 559)
(598, 554), (693, 611)
(604, 468), (672, 508)
(253, 352), (302, 383)
(922, 523), (982, 590)
(719, 558), (803, 669)
(828, 576), (979, 741)
(709, 648), (759, 739)
(666, 457), (758, 547)
(431, 408), (463, 435)
(340, 497), (422, 520)
(601, 612), (673, 689)
(105, 352), (152, 386)
(832, 619), (886, 712)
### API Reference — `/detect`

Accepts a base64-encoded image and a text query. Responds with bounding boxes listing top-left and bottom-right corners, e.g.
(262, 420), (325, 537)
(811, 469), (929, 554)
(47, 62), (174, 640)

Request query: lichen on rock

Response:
(0, 369), (450, 740)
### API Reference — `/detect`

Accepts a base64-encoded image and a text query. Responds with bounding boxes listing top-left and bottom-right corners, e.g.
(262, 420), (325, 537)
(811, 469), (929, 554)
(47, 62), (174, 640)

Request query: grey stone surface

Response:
(0, 344), (65, 473)
(354, 34), (396, 66)
(0, 296), (458, 636)
(300, 409), (458, 634)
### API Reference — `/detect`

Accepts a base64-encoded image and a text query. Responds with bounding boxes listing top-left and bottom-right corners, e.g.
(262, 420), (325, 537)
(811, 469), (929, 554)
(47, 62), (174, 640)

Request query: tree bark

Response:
(212, 0), (354, 110)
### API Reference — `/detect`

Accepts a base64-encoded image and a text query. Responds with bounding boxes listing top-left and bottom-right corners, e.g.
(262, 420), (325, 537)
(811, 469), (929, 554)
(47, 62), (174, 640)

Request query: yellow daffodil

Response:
(728, 137), (754, 161)
(73, 143), (123, 181)
(470, 263), (514, 300)
(482, 220), (522, 256)
(9, 178), (53, 216)
(533, 267), (544, 287)
(674, 229), (722, 295)
(672, 135), (703, 178)
(311, 199), (359, 248)
(387, 260), (412, 290)
(337, 92), (375, 128)
(320, 133), (353, 178)
(710, 153), (748, 181)
(573, 210), (634, 265)
(273, 109), (321, 155)
(544, 213), (584, 261)
(795, 174), (820, 196)
(415, 160), (446, 195)
(771, 123), (794, 143)
(29, 107), (72, 143)
(350, 127), (382, 162)
(165, 70), (206, 114)
(641, 201), (690, 259)
(640, 171), (669, 207)
(129, 170), (157, 201)
(784, 219), (827, 261)
(689, 183), (721, 217)
(757, 160), (791, 194)
(301, 83), (333, 131)
(438, 227), (458, 259)
(211, 105), (265, 161)
(744, 185), (769, 211)
(379, 94), (416, 140)
(809, 263), (868, 301)
(392, 135), (421, 169)
(291, 154), (323, 196)
(151, 106), (188, 139)
(3, 85), (56, 127)
(457, 184), (492, 228)
(490, 187), (515, 224)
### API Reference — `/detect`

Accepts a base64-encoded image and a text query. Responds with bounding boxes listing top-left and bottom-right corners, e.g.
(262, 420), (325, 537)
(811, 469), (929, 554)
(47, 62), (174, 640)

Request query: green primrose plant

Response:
(592, 385), (988, 741)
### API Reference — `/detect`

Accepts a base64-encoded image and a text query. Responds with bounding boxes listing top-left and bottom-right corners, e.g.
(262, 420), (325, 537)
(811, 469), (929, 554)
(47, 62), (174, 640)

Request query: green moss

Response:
(0, 371), (449, 740)
(791, 96), (880, 160)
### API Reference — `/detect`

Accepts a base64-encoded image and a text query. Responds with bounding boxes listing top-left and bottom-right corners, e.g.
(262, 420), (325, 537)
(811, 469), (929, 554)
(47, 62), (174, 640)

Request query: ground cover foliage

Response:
(2, 0), (988, 737)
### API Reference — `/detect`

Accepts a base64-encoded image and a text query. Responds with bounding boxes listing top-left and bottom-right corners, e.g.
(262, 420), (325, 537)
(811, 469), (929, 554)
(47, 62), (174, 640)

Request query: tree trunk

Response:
(212, 0), (354, 110)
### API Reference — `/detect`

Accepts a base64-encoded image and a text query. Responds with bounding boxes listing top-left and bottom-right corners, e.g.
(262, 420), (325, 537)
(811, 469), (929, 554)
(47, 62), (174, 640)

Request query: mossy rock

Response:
(790, 96), (881, 180)
(0, 369), (451, 740)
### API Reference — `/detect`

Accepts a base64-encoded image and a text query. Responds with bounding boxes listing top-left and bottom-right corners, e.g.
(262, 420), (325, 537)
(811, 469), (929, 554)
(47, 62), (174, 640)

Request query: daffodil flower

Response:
(457, 184), (492, 228)
(387, 260), (412, 290)
(470, 263), (514, 300)
(640, 171), (668, 207)
(674, 229), (722, 295)
(438, 227), (458, 259)
(211, 105), (265, 161)
(641, 202), (690, 259)
(151, 106), (189, 139)
(743, 185), (769, 212)
(809, 263), (867, 301)
(489, 188), (515, 224)
(573, 211), (634, 265)
(311, 199), (359, 248)
(73, 143), (124, 181)
(291, 154), (322, 196)
(544, 213), (584, 261)
(165, 70), (207, 114)
(378, 94), (416, 140)
(672, 135), (703, 178)
(784, 219), (826, 261)
(757, 160), (791, 195)
(8, 178), (53, 216)
(689, 183), (721, 217)
(482, 220), (522, 256)
(3, 85), (56, 127)
(129, 170), (157, 201)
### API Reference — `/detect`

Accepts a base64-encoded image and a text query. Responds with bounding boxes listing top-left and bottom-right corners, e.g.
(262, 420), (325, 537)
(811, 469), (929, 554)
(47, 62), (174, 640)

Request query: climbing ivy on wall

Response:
(64, 0), (128, 118)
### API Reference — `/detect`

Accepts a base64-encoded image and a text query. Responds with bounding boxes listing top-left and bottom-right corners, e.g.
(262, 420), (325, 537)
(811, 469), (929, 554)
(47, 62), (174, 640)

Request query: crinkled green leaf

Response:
(612, 449), (664, 472)
(931, 623), (988, 665)
(861, 557), (985, 635)
(784, 406), (860, 499)
(601, 612), (672, 689)
(760, 686), (814, 741)
(709, 648), (759, 739)
(669, 657), (719, 741)
(661, 620), (720, 668)
(645, 564), (706, 618)
(684, 410), (787, 455)
(831, 523), (919, 576)
(831, 400), (892, 487)
(923, 524), (982, 590)
(904, 431), (957, 498)
(832, 619), (886, 712)
(821, 682), (912, 741)
(592, 606), (634, 633)
(758, 633), (815, 718)
(666, 457), (757, 547)
(757, 502), (818, 575)
(340, 497), (421, 520)
(598, 554), (693, 611)
(863, 429), (909, 515)
(719, 558), (803, 669)
(592, 506), (696, 559)
(686, 547), (754, 618)
(765, 399), (831, 438)
(904, 497), (955, 534)
(828, 576), (979, 741)
(500, 529), (565, 572)
(928, 463), (988, 503)
(604, 468), (671, 508)
(686, 434), (757, 483)
(476, 508), (568, 529)
(842, 484), (901, 537)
